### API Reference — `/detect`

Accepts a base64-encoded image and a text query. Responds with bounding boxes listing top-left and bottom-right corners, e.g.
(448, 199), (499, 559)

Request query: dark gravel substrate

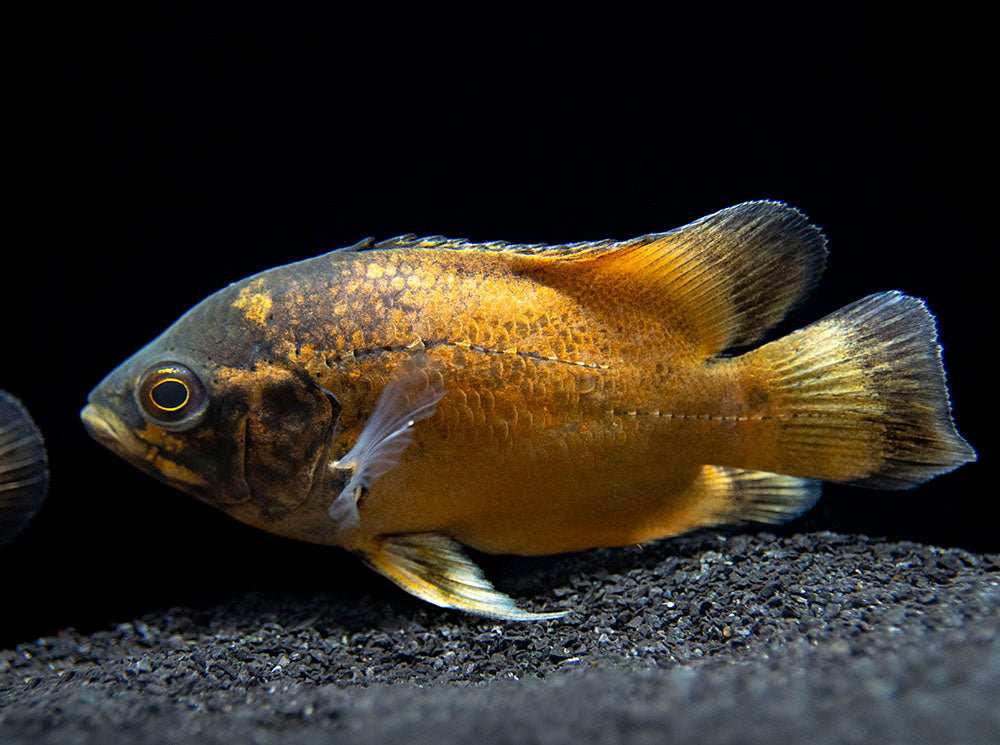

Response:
(2, 530), (998, 744)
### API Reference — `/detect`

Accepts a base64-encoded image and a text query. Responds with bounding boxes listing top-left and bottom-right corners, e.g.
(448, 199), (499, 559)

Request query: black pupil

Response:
(151, 379), (189, 410)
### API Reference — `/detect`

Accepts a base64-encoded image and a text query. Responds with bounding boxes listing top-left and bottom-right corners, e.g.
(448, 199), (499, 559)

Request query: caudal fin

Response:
(737, 291), (976, 488)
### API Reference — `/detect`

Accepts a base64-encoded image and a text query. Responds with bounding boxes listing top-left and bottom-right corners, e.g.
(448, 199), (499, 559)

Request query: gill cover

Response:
(227, 368), (342, 513)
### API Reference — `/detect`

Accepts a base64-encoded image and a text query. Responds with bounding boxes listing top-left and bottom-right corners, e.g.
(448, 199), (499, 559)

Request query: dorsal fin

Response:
(372, 202), (827, 357)
(515, 202), (828, 356)
(372, 233), (624, 258)
(332, 236), (377, 253)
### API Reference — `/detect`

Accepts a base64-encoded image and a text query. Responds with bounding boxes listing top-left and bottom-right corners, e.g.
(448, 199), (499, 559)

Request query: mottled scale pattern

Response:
(227, 245), (735, 554)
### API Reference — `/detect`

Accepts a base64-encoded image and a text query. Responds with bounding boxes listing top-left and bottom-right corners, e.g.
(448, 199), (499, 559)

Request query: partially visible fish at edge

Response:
(79, 202), (976, 619)
(1, 391), (48, 545)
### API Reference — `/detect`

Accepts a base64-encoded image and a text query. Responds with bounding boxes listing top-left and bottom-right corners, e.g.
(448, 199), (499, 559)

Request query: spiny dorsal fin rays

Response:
(364, 533), (566, 621)
(372, 233), (630, 259)
(367, 202), (828, 357)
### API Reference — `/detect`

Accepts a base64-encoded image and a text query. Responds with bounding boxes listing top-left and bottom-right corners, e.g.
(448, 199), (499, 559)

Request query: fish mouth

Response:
(81, 402), (209, 490)
(80, 402), (166, 476)
(80, 403), (146, 463)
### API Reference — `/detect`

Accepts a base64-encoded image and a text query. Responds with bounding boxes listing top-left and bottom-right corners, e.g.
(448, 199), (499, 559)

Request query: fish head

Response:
(81, 277), (343, 530)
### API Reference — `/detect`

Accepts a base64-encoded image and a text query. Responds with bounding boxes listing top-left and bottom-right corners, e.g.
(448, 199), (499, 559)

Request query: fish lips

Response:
(80, 401), (146, 465)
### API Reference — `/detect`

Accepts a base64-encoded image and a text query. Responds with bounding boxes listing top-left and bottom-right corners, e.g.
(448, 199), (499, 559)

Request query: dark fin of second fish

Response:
(363, 533), (565, 621)
(328, 361), (445, 530)
(0, 391), (48, 546)
(736, 291), (976, 487)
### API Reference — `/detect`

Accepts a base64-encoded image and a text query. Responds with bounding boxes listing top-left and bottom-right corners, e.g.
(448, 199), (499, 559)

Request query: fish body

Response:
(81, 203), (976, 618)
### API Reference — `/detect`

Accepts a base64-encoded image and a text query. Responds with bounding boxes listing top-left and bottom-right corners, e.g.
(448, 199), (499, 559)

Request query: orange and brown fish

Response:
(80, 202), (976, 619)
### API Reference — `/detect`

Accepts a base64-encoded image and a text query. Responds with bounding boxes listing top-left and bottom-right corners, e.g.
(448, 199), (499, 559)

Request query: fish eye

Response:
(136, 363), (208, 431)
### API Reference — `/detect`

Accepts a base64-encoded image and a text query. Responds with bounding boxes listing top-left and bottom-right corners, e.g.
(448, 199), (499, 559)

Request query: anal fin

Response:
(638, 465), (821, 544)
(363, 533), (565, 621)
(700, 465), (822, 525)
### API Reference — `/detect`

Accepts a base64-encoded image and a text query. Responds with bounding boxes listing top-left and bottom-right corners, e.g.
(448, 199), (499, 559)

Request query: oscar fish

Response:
(80, 202), (976, 619)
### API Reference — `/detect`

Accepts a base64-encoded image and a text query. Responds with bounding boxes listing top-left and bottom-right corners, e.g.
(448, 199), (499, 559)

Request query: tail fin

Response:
(737, 291), (976, 488)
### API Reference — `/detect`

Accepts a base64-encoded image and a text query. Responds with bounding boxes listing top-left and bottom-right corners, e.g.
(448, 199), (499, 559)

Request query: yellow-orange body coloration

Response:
(237, 249), (759, 554)
(81, 203), (975, 619)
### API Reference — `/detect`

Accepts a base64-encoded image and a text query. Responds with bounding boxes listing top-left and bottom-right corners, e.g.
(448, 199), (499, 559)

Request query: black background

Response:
(4, 7), (991, 646)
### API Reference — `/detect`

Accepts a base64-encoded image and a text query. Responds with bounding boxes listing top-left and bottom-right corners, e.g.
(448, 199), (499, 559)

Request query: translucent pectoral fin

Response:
(363, 533), (565, 621)
(328, 482), (363, 531)
(327, 361), (446, 530)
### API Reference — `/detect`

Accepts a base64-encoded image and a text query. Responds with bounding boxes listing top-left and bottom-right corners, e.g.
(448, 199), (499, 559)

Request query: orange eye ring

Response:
(136, 363), (208, 431)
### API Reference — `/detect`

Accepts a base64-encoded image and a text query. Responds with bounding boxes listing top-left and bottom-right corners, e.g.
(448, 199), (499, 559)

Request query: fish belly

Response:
(357, 379), (731, 555)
